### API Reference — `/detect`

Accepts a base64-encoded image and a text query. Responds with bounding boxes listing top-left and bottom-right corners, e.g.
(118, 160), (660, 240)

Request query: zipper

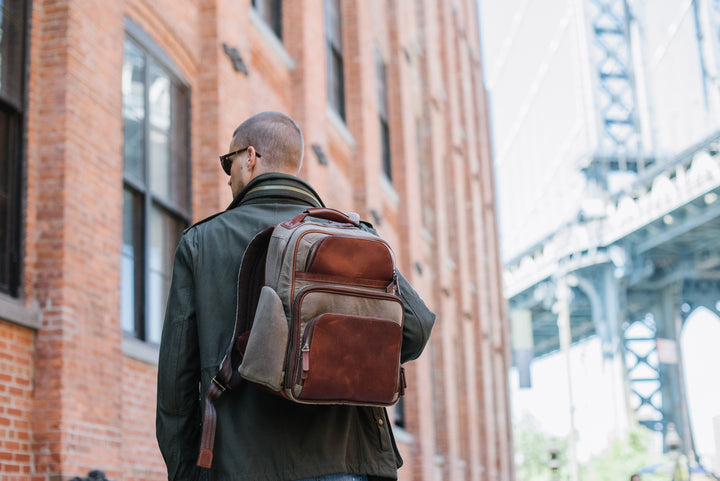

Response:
(285, 284), (404, 393)
(303, 234), (395, 274)
(299, 316), (320, 382)
(303, 237), (327, 272)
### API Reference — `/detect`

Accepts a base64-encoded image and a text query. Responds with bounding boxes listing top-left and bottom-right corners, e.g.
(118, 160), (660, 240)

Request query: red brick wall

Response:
(2, 0), (514, 480)
(121, 357), (166, 481)
(0, 321), (37, 481)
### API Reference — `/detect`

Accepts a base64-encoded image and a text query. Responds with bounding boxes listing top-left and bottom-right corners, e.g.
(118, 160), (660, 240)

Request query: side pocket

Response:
(238, 286), (288, 391)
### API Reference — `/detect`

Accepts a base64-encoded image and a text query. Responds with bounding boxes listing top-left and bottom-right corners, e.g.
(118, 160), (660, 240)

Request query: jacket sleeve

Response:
(156, 236), (203, 481)
(397, 271), (436, 363)
(357, 221), (436, 363)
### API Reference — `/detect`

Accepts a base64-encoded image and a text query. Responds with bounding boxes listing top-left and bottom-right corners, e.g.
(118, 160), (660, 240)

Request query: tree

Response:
(579, 427), (666, 481)
(513, 416), (666, 481)
(514, 415), (569, 481)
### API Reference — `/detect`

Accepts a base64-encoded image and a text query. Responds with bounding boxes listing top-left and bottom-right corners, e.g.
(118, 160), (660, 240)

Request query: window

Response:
(376, 47), (391, 181)
(252, 0), (282, 40)
(0, 0), (28, 298)
(324, 0), (345, 121)
(121, 34), (190, 344)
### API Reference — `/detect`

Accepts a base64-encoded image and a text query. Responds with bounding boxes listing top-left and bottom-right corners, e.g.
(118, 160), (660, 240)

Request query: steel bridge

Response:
(502, 0), (720, 460)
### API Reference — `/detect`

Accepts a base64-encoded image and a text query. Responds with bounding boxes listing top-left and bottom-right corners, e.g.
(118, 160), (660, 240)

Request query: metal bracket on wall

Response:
(311, 143), (329, 166)
(222, 43), (249, 75)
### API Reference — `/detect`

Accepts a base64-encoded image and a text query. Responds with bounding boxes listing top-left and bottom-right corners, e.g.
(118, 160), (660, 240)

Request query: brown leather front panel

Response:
(305, 236), (394, 281)
(297, 314), (402, 404)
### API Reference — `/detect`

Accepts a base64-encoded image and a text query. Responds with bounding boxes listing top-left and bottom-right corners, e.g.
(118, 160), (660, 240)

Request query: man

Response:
(156, 111), (435, 481)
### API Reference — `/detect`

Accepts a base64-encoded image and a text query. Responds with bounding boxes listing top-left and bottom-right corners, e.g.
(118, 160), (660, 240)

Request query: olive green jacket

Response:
(156, 173), (435, 481)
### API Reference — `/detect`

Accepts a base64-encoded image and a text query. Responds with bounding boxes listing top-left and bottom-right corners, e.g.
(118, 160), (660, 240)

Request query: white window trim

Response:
(249, 6), (295, 70)
(0, 293), (40, 330)
(380, 171), (399, 205)
(326, 105), (356, 148)
(123, 334), (160, 365)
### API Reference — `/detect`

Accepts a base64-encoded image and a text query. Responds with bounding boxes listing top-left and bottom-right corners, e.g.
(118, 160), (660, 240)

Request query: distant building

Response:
(0, 1), (512, 480)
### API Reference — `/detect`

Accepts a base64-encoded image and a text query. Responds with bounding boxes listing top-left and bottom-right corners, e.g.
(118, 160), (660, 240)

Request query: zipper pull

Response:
(387, 271), (399, 294)
(301, 345), (310, 379)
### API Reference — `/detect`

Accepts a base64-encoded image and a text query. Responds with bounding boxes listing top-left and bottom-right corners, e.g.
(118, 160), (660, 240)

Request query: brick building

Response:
(0, 1), (513, 480)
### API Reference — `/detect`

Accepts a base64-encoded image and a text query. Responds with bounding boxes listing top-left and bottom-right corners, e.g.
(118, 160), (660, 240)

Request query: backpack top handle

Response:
(282, 208), (360, 228)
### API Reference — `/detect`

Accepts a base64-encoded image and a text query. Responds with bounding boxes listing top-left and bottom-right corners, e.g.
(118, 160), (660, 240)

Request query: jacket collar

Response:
(226, 173), (325, 210)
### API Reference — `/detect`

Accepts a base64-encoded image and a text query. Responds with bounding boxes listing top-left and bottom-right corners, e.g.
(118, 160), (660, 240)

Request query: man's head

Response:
(630, 474), (641, 481)
(222, 111), (304, 197)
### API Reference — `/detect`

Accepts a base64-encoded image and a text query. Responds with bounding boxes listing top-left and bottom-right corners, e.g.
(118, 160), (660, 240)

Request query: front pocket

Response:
(296, 313), (403, 405)
(238, 286), (288, 391)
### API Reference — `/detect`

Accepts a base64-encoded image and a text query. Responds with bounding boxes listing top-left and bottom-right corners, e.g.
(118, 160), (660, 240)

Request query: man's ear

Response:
(247, 146), (258, 171)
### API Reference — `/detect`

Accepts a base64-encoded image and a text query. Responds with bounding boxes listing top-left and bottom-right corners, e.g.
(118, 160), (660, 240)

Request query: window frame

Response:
(0, 0), (30, 299)
(324, 0), (346, 121)
(122, 20), (192, 344)
(252, 0), (283, 40)
(375, 46), (392, 182)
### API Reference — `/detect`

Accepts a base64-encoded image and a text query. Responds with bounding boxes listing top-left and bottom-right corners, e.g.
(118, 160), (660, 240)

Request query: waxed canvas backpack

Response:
(197, 208), (405, 468)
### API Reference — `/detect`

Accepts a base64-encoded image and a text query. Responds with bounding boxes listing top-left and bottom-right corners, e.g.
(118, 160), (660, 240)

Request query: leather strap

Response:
(197, 380), (225, 468)
(282, 208), (360, 228)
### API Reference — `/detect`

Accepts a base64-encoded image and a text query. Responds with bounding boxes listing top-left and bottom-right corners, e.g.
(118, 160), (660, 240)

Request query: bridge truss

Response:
(504, 0), (720, 459)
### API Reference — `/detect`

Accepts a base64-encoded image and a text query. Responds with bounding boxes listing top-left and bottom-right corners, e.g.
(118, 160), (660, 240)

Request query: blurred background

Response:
(3, 0), (720, 479)
(479, 0), (720, 480)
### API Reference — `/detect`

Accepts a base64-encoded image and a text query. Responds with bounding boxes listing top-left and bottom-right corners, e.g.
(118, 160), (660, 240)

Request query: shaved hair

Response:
(232, 111), (304, 173)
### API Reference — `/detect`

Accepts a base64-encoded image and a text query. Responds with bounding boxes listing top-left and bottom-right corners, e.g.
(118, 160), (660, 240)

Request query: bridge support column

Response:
(509, 309), (534, 388)
(600, 266), (633, 438)
(653, 282), (692, 454)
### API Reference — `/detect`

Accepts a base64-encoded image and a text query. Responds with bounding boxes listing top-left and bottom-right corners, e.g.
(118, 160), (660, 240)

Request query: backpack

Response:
(197, 208), (406, 468)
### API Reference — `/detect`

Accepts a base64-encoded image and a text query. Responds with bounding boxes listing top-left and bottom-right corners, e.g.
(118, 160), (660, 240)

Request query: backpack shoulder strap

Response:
(230, 226), (274, 377)
(197, 226), (274, 469)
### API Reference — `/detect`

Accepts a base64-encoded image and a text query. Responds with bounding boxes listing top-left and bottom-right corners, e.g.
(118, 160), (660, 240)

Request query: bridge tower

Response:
(504, 0), (720, 463)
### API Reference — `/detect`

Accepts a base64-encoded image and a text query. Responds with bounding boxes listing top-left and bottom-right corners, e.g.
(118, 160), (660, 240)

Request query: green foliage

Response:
(513, 415), (568, 481)
(513, 417), (666, 481)
(579, 427), (666, 481)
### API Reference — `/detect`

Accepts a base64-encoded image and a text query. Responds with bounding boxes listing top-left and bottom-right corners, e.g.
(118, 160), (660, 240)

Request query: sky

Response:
(478, 0), (718, 261)
(477, 0), (720, 471)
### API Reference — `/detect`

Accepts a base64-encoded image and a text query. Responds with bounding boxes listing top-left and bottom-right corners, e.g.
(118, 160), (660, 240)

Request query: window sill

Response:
(0, 293), (40, 330)
(392, 425), (414, 445)
(249, 7), (295, 70)
(326, 106), (356, 149)
(380, 172), (399, 205)
(122, 335), (159, 366)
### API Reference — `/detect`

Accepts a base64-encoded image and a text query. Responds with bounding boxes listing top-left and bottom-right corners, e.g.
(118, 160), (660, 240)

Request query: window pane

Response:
(122, 39), (146, 183)
(148, 62), (170, 131)
(324, 0), (345, 121)
(149, 61), (187, 206)
(147, 206), (184, 344)
(170, 84), (189, 210)
(0, 108), (8, 192)
(326, 46), (336, 112)
(381, 118), (391, 180)
(376, 48), (388, 119)
(253, 0), (282, 40)
(376, 48), (391, 180)
(149, 128), (170, 200)
(0, 0), (26, 103)
(121, 188), (143, 336)
(0, 106), (18, 295)
(324, 0), (342, 49)
(328, 48), (345, 120)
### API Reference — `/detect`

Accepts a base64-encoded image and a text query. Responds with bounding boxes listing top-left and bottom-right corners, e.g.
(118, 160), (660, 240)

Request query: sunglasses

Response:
(219, 148), (261, 175)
